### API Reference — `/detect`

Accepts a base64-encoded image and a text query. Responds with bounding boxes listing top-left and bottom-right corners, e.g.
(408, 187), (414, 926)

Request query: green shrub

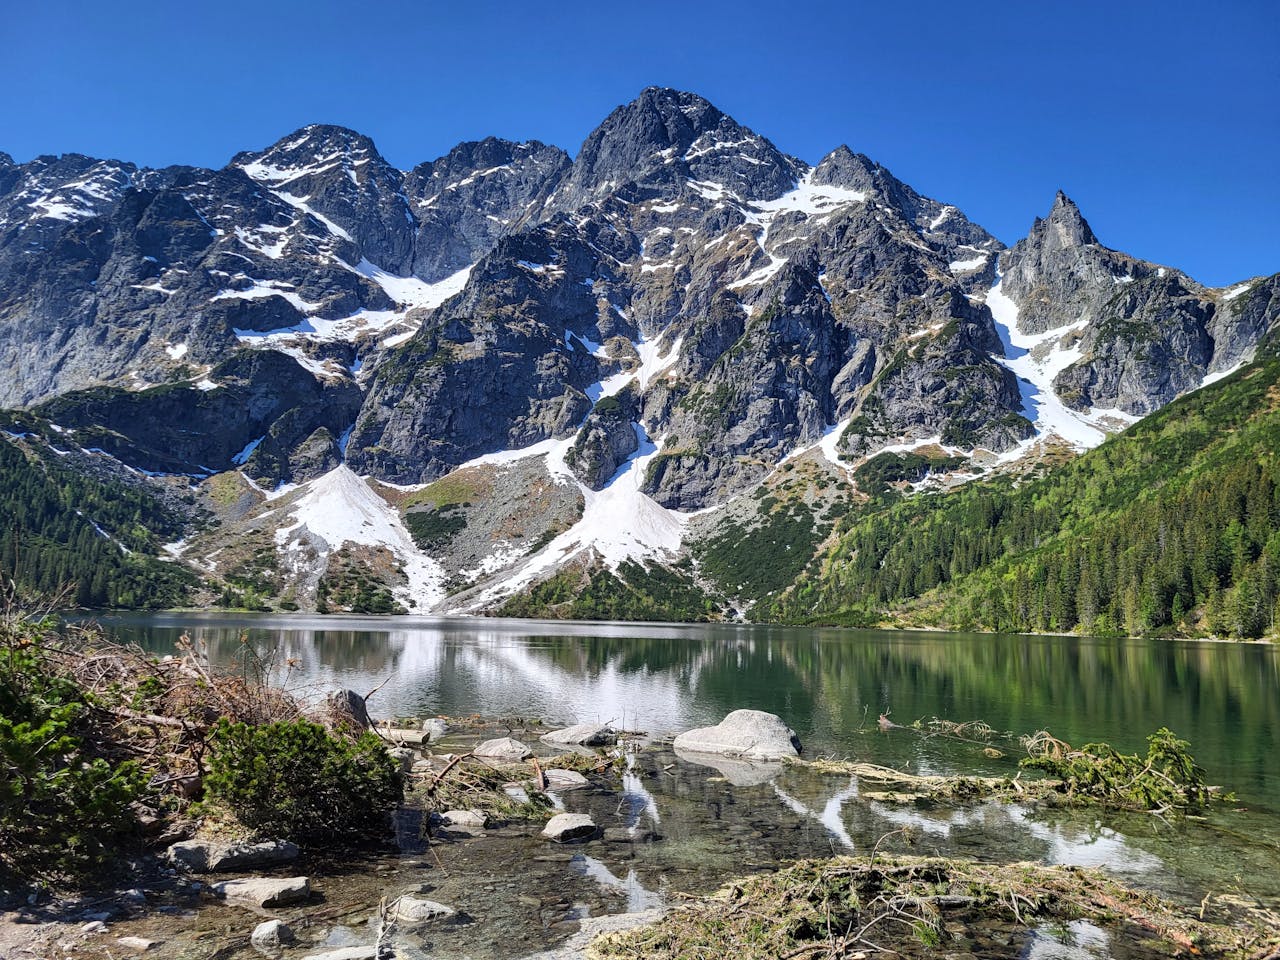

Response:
(1021, 728), (1216, 811)
(0, 630), (145, 884)
(203, 718), (403, 840)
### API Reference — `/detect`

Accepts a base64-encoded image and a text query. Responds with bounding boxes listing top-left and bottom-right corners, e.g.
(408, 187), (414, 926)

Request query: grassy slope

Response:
(762, 352), (1280, 638)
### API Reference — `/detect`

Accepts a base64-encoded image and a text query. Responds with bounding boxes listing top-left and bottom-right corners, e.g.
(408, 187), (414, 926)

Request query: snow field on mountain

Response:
(986, 279), (1130, 453)
(271, 465), (446, 610)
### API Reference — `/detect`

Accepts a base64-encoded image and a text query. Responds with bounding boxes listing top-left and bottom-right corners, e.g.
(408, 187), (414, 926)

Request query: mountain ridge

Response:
(0, 87), (1276, 620)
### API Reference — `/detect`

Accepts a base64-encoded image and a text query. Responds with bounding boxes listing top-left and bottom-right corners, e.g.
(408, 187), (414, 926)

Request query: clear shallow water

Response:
(72, 613), (1280, 957)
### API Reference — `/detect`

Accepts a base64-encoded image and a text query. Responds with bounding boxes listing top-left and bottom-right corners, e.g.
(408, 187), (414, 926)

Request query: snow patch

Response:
(1223, 281), (1256, 301)
(164, 342), (189, 360)
(272, 466), (446, 610)
(987, 279), (1123, 454)
(231, 436), (265, 466)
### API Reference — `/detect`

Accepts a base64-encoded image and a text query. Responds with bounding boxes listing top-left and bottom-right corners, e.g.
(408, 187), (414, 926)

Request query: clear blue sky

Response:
(2, 0), (1276, 286)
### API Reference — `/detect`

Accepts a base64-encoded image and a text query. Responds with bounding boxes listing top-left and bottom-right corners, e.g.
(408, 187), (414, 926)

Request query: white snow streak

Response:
(987, 279), (1125, 454)
(272, 466), (445, 610)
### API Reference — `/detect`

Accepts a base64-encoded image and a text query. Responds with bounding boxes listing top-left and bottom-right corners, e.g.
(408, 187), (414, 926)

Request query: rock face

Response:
(672, 709), (802, 760)
(999, 192), (1255, 415)
(166, 839), (299, 873)
(541, 812), (599, 843)
(210, 876), (311, 908)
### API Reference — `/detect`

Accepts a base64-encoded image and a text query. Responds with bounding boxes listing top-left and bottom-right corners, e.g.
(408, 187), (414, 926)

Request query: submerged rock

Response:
(544, 768), (590, 790)
(672, 709), (802, 760)
(541, 812), (598, 843)
(210, 876), (311, 908)
(166, 839), (299, 873)
(540, 722), (617, 747)
(393, 895), (455, 925)
(300, 948), (378, 960)
(473, 736), (533, 761)
(115, 937), (158, 953)
(673, 750), (784, 786)
(250, 919), (294, 949)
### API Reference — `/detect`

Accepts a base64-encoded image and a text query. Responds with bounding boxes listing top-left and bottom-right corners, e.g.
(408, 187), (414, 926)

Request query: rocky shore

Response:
(3, 705), (1276, 960)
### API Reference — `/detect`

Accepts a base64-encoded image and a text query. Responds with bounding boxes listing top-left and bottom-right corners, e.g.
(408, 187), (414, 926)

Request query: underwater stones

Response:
(473, 737), (533, 761)
(541, 813), (598, 843)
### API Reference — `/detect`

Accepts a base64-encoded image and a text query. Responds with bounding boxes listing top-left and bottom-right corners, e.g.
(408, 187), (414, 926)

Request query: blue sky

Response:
(2, 0), (1275, 286)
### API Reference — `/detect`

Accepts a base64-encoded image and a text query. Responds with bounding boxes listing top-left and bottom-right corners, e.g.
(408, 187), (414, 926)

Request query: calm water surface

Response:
(91, 612), (1280, 807)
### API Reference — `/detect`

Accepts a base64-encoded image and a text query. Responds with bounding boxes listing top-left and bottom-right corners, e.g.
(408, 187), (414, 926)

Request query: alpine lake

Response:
(79, 613), (1280, 959)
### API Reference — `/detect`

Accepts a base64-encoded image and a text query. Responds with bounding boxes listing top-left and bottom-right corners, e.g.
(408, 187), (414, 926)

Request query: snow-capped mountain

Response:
(1, 88), (1276, 615)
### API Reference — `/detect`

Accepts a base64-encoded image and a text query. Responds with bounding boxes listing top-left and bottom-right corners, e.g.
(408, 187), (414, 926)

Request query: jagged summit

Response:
(559, 86), (802, 207)
(1033, 190), (1099, 250)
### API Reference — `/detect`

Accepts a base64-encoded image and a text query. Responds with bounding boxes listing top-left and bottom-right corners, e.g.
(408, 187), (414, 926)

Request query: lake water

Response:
(85, 612), (1280, 951)
(92, 611), (1280, 807)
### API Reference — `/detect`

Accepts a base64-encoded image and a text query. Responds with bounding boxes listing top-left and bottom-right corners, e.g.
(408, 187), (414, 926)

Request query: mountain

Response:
(1, 88), (1277, 626)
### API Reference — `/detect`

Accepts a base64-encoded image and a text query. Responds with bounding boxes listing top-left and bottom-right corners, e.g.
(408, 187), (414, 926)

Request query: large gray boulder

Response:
(166, 839), (299, 873)
(393, 896), (456, 925)
(540, 722), (617, 747)
(541, 812), (598, 843)
(210, 876), (311, 908)
(672, 710), (802, 760)
(250, 919), (294, 949)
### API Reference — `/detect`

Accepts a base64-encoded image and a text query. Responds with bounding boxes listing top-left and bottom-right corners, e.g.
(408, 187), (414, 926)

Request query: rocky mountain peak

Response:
(232, 123), (390, 184)
(811, 146), (882, 191)
(559, 87), (800, 207)
(1036, 190), (1098, 251)
(0, 152), (13, 167)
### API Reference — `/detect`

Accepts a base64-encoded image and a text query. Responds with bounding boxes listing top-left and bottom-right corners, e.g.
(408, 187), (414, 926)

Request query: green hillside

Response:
(0, 434), (195, 608)
(763, 352), (1280, 639)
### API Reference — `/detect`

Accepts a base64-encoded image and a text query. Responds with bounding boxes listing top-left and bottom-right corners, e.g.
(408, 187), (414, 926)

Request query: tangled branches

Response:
(591, 856), (1279, 960)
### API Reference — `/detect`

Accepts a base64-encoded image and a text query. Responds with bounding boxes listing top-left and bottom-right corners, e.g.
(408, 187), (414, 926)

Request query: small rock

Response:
(541, 813), (598, 843)
(387, 746), (417, 774)
(81, 911), (112, 922)
(251, 919), (295, 948)
(210, 876), (310, 908)
(672, 709), (802, 760)
(116, 937), (158, 952)
(301, 948), (378, 960)
(80, 921), (108, 935)
(473, 736), (532, 761)
(422, 718), (448, 741)
(442, 809), (488, 829)
(540, 722), (617, 747)
(544, 768), (590, 790)
(167, 839), (300, 873)
(393, 896), (455, 925)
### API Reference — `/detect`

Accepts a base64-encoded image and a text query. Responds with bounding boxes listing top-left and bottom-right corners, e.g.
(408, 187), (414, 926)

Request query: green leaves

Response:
(203, 719), (403, 840)
(0, 635), (144, 884)
(1020, 727), (1215, 811)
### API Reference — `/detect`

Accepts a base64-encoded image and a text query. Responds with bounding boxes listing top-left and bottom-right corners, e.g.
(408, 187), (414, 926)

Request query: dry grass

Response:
(589, 855), (1280, 960)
